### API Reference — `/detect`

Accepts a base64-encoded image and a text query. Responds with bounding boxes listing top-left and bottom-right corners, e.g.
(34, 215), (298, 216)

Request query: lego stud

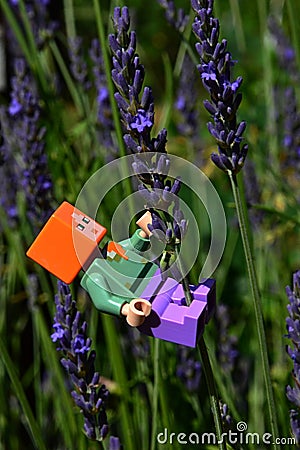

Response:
(121, 298), (152, 327)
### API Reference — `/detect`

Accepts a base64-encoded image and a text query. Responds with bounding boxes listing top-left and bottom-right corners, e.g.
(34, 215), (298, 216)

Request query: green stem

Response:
(197, 336), (226, 450)
(0, 0), (31, 62)
(173, 10), (194, 78)
(49, 41), (84, 116)
(17, 0), (49, 95)
(93, 0), (135, 231)
(228, 172), (280, 449)
(175, 243), (193, 306)
(150, 339), (160, 450)
(157, 53), (173, 132)
(251, 203), (300, 227)
(37, 307), (77, 445)
(286, 0), (300, 76)
(101, 315), (135, 450)
(0, 337), (47, 450)
(175, 245), (226, 449)
(63, 0), (76, 40)
(256, 0), (279, 167)
(228, 0), (246, 52)
(93, 0), (126, 160)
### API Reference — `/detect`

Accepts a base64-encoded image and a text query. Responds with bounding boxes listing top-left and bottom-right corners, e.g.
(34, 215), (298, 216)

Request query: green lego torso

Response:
(81, 230), (158, 316)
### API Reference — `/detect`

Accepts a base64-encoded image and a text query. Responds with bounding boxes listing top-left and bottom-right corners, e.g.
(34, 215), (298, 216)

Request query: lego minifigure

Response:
(27, 202), (215, 347)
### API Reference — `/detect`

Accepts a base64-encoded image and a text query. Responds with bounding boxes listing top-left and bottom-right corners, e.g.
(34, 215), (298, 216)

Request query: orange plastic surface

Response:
(107, 241), (128, 260)
(26, 201), (107, 284)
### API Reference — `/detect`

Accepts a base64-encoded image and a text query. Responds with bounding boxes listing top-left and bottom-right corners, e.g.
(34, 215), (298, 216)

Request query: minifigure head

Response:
(27, 202), (107, 284)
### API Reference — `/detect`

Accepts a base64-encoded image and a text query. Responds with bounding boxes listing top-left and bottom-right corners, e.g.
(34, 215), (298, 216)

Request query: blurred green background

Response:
(0, 0), (300, 449)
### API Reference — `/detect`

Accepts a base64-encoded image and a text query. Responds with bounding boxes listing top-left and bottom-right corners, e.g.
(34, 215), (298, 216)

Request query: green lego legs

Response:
(81, 268), (127, 316)
(81, 223), (158, 326)
(81, 253), (157, 325)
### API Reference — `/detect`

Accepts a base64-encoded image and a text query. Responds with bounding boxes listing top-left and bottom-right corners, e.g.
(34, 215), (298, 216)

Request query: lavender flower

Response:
(89, 39), (115, 151)
(285, 270), (300, 444)
(157, 0), (189, 32)
(269, 18), (300, 181)
(0, 121), (4, 165)
(215, 304), (238, 373)
(52, 280), (109, 441)
(269, 17), (299, 83)
(109, 7), (166, 156)
(68, 37), (91, 90)
(290, 410), (300, 444)
(109, 6), (187, 279)
(220, 402), (233, 430)
(192, 0), (248, 174)
(176, 346), (201, 392)
(109, 436), (123, 450)
(8, 0), (57, 50)
(174, 54), (201, 145)
(219, 402), (244, 450)
(282, 87), (300, 178)
(4, 58), (53, 227)
(0, 110), (19, 225)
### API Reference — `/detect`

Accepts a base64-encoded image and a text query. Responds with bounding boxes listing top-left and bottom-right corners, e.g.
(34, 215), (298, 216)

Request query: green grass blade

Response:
(101, 314), (135, 450)
(0, 337), (47, 450)
(229, 172), (280, 450)
(36, 307), (78, 444)
(64, 0), (76, 40)
(150, 339), (160, 450)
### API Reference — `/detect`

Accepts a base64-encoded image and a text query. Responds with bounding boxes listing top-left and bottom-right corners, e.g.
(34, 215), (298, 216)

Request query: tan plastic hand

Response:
(121, 298), (152, 327)
(136, 211), (152, 238)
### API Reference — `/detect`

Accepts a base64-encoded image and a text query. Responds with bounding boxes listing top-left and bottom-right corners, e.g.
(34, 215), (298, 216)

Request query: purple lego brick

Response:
(171, 279), (216, 319)
(161, 300), (207, 346)
(139, 268), (164, 300)
(139, 295), (207, 347)
(171, 284), (186, 305)
(195, 279), (216, 322)
(139, 277), (216, 347)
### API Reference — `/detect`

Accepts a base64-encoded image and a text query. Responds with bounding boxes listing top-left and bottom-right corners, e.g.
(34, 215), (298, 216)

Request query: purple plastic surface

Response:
(138, 273), (216, 347)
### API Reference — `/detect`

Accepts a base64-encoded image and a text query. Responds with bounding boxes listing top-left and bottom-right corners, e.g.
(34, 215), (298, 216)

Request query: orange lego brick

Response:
(26, 201), (107, 284)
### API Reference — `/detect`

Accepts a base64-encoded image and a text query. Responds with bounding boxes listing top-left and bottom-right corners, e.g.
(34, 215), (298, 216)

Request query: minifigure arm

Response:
(84, 270), (126, 316)
(82, 264), (152, 326)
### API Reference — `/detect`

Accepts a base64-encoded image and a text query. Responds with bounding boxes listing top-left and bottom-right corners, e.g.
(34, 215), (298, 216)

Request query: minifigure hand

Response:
(136, 211), (152, 238)
(121, 298), (152, 327)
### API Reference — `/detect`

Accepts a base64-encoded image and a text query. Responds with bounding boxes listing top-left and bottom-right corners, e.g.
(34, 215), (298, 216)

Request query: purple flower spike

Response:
(109, 436), (123, 450)
(8, 0), (57, 49)
(68, 37), (91, 90)
(285, 271), (300, 445)
(109, 8), (165, 156)
(176, 346), (201, 392)
(0, 58), (53, 229)
(192, 0), (247, 174)
(52, 280), (109, 441)
(109, 6), (188, 280)
(89, 38), (116, 158)
(157, 0), (189, 32)
(130, 109), (153, 133)
(215, 304), (238, 373)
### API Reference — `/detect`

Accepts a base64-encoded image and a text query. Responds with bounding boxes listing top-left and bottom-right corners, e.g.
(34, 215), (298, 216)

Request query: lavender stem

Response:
(228, 171), (280, 448)
(198, 336), (227, 450)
